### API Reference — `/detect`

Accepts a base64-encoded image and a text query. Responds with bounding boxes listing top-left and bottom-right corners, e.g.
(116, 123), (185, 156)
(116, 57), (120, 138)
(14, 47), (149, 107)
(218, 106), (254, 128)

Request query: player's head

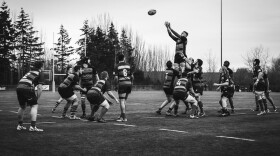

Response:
(81, 57), (90, 68)
(118, 53), (125, 62)
(73, 65), (81, 74)
(100, 71), (109, 80)
(253, 59), (260, 66)
(181, 31), (188, 37)
(166, 60), (172, 68)
(32, 61), (44, 71)
(223, 60), (230, 68)
(196, 59), (203, 67)
(189, 57), (194, 64)
(219, 66), (228, 75)
(66, 65), (73, 74)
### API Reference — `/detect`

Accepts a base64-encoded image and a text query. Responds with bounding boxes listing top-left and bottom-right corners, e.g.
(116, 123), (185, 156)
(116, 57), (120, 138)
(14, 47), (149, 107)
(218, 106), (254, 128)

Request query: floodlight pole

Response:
(52, 54), (55, 92)
(221, 0), (223, 67)
(85, 34), (87, 56)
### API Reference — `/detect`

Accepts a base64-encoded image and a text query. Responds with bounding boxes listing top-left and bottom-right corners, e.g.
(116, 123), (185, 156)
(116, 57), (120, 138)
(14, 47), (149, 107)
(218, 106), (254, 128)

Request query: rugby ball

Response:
(148, 9), (156, 16)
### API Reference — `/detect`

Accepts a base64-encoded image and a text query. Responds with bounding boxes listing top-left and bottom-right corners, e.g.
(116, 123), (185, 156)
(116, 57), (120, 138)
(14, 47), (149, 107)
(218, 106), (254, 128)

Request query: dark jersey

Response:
(81, 67), (97, 86)
(163, 68), (180, 89)
(114, 62), (132, 86)
(192, 66), (203, 83)
(59, 73), (80, 89)
(174, 37), (187, 57)
(91, 80), (111, 94)
(17, 70), (44, 89)
(253, 66), (262, 82)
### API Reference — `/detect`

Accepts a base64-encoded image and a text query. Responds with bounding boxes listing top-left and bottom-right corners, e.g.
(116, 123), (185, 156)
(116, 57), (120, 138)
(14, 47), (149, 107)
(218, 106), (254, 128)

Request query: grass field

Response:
(0, 90), (280, 156)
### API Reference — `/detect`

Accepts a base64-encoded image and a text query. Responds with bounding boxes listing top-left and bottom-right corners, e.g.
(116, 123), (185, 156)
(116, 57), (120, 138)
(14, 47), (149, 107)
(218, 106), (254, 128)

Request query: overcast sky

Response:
(5, 0), (280, 69)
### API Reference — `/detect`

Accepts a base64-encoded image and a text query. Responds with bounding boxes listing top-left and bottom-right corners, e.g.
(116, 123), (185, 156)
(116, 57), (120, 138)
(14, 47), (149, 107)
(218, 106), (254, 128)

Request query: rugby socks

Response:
(258, 100), (264, 111)
(31, 121), (36, 128)
(54, 101), (60, 108)
(198, 101), (204, 113)
(229, 98), (234, 110)
(174, 105), (178, 115)
(18, 121), (23, 126)
(81, 101), (86, 115)
(262, 99), (268, 111)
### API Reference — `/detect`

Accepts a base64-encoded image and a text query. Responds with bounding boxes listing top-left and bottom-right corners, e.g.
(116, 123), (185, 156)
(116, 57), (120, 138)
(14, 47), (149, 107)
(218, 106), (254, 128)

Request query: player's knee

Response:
(101, 101), (110, 109)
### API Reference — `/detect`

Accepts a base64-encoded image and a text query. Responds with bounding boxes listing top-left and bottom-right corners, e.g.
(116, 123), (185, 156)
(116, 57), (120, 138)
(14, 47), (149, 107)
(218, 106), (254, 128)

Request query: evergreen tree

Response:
(119, 28), (135, 72)
(54, 25), (74, 72)
(76, 20), (92, 59)
(14, 8), (44, 77)
(0, 1), (16, 84)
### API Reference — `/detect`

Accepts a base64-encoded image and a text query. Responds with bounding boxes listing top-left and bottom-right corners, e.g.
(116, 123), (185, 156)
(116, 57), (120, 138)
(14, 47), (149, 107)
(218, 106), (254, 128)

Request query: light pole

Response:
(221, 0), (223, 67)
(52, 52), (60, 92)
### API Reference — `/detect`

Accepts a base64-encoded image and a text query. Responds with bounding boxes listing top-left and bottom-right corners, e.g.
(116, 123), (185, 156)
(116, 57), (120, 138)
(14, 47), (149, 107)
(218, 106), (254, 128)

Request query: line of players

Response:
(16, 53), (133, 132)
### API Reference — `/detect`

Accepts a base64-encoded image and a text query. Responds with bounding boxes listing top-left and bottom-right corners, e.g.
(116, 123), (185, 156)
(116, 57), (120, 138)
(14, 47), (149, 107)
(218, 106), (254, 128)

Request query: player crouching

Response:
(86, 71), (119, 123)
(166, 73), (199, 119)
(58, 65), (87, 119)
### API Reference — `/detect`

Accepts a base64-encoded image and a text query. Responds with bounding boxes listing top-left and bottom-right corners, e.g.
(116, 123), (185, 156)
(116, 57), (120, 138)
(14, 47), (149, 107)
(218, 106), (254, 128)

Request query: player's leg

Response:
(96, 100), (110, 123)
(185, 95), (198, 119)
(69, 94), (80, 119)
(61, 100), (72, 118)
(197, 95), (205, 116)
(16, 89), (27, 130)
(52, 97), (64, 113)
(255, 92), (265, 115)
(220, 96), (230, 116)
(80, 92), (87, 118)
(265, 92), (277, 111)
(117, 93), (127, 121)
(166, 100), (178, 116)
(156, 94), (172, 115)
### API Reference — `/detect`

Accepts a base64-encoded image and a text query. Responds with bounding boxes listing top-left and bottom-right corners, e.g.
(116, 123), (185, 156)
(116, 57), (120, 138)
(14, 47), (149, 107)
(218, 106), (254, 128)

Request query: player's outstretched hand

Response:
(164, 21), (170, 28)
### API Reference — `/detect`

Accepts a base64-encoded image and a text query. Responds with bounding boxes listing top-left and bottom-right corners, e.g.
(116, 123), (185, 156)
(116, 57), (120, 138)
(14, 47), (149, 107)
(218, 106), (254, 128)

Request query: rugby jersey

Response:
(81, 67), (97, 86)
(17, 70), (44, 89)
(91, 80), (111, 94)
(175, 37), (187, 56)
(114, 62), (132, 86)
(173, 78), (192, 93)
(59, 73), (79, 89)
(192, 66), (203, 83)
(163, 68), (180, 89)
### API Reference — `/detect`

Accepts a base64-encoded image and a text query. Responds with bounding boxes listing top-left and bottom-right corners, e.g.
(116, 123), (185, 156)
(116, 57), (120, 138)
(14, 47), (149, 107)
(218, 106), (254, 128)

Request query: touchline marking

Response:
(216, 136), (255, 142)
(114, 123), (136, 127)
(23, 122), (56, 124)
(159, 129), (188, 134)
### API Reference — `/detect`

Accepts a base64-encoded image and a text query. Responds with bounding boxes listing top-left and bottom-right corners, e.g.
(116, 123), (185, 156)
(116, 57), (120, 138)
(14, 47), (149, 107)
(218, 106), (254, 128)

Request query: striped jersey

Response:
(174, 78), (192, 93)
(175, 37), (187, 56)
(192, 66), (203, 83)
(59, 73), (79, 89)
(81, 67), (97, 86)
(17, 70), (44, 89)
(91, 79), (111, 94)
(114, 62), (132, 86)
(163, 68), (180, 89)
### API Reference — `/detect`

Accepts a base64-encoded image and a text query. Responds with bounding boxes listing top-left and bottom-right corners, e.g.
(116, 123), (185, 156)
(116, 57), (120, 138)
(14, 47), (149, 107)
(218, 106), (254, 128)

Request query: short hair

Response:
(197, 59), (203, 66)
(66, 65), (72, 72)
(100, 71), (108, 80)
(223, 60), (230, 67)
(33, 61), (44, 70)
(254, 59), (260, 65)
(166, 60), (172, 68)
(182, 31), (188, 36)
(118, 53), (125, 61)
(73, 65), (81, 72)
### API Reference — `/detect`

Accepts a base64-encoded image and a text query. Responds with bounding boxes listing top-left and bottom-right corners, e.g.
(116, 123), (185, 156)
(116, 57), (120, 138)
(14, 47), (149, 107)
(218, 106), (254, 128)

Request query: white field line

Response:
(216, 136), (255, 142)
(23, 122), (56, 125)
(114, 123), (136, 127)
(159, 128), (188, 134)
(143, 117), (165, 119)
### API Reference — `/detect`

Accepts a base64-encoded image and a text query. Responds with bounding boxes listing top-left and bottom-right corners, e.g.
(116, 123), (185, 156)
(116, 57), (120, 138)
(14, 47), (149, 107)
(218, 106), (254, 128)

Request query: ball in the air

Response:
(148, 9), (156, 16)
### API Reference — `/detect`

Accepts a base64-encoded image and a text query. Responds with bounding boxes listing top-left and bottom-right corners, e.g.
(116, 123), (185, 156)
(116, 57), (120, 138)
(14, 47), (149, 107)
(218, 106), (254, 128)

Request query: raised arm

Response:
(165, 21), (178, 41)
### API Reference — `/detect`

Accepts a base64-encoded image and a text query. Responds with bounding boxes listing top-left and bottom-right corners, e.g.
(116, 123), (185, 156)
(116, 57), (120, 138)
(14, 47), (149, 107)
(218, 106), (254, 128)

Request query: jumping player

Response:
(86, 71), (119, 123)
(114, 53), (134, 122)
(58, 65), (87, 119)
(164, 21), (192, 75)
(16, 61), (44, 132)
(156, 61), (180, 115)
(79, 57), (99, 118)
(187, 59), (205, 116)
(52, 65), (73, 113)
(214, 66), (231, 117)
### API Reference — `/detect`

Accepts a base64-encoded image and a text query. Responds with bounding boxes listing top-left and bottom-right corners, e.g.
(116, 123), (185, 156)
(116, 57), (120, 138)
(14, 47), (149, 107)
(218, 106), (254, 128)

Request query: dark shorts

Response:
(16, 88), (38, 107)
(87, 89), (105, 105)
(80, 85), (93, 95)
(163, 88), (173, 96)
(174, 53), (186, 64)
(227, 87), (235, 98)
(118, 85), (132, 94)
(58, 87), (74, 99)
(193, 82), (204, 95)
(173, 91), (187, 101)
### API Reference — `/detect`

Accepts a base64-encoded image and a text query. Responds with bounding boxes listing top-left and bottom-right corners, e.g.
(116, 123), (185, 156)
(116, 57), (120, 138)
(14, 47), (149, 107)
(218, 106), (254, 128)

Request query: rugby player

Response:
(166, 72), (199, 119)
(58, 65), (87, 119)
(187, 59), (205, 116)
(263, 67), (277, 112)
(86, 71), (119, 123)
(156, 61), (180, 115)
(224, 61), (235, 113)
(16, 61), (45, 132)
(214, 66), (231, 117)
(114, 53), (134, 122)
(164, 21), (192, 75)
(79, 57), (99, 118)
(52, 65), (73, 113)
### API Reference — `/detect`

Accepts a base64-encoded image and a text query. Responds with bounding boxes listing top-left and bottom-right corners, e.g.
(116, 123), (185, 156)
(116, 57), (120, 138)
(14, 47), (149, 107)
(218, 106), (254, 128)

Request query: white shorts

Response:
(66, 94), (77, 101)
(255, 91), (265, 100)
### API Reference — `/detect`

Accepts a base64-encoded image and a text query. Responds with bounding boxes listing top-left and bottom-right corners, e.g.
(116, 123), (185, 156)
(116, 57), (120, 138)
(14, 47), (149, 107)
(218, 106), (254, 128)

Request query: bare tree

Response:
(204, 49), (217, 72)
(242, 45), (270, 70)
